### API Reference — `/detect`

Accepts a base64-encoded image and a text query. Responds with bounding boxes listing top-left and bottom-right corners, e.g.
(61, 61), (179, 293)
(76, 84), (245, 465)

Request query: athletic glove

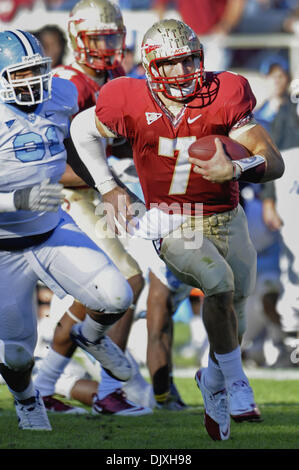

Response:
(14, 178), (64, 212)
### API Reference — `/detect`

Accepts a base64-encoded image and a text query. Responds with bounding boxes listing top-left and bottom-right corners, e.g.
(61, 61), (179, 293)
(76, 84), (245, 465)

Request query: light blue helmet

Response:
(0, 30), (52, 105)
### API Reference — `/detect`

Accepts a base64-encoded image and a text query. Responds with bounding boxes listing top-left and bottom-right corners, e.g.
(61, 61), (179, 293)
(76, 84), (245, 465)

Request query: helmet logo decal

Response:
(143, 44), (160, 55)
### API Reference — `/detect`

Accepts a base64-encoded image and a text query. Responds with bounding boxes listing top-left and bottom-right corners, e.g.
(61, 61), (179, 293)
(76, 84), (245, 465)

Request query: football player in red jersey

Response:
(70, 19), (285, 439)
(34, 0), (153, 417)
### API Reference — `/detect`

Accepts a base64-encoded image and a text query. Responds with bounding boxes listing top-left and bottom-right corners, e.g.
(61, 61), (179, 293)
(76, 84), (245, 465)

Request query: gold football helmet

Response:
(68, 0), (126, 70)
(141, 19), (204, 100)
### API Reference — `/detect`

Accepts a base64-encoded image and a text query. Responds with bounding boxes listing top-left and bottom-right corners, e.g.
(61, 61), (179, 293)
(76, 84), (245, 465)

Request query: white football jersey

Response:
(0, 77), (78, 238)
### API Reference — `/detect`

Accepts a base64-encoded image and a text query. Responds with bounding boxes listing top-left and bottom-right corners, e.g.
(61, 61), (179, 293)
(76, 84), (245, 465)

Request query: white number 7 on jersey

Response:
(158, 136), (197, 195)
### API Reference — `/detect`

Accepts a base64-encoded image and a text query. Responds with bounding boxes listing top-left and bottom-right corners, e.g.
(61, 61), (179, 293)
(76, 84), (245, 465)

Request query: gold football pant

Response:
(160, 204), (257, 335)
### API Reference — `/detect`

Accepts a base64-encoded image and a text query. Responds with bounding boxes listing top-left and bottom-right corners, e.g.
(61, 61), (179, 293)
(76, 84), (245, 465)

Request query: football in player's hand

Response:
(188, 134), (250, 162)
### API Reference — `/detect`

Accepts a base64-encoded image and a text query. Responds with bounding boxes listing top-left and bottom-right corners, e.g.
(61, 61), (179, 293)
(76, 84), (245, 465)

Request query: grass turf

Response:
(1, 378), (299, 451)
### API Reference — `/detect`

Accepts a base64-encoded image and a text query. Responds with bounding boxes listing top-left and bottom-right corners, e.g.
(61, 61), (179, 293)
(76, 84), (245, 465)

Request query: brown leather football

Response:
(188, 134), (250, 161)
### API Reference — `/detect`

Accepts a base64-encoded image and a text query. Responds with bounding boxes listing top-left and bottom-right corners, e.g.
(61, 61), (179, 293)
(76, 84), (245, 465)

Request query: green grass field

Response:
(1, 322), (299, 456)
(1, 377), (299, 451)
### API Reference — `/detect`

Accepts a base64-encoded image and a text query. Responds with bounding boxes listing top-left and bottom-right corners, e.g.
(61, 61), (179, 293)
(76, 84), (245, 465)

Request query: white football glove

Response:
(14, 178), (64, 212)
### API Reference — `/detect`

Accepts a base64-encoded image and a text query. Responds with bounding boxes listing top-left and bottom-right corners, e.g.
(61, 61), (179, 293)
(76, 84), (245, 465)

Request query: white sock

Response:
(81, 314), (107, 343)
(97, 368), (122, 400)
(9, 380), (35, 402)
(204, 355), (225, 393)
(190, 315), (207, 348)
(34, 348), (70, 397)
(214, 346), (249, 390)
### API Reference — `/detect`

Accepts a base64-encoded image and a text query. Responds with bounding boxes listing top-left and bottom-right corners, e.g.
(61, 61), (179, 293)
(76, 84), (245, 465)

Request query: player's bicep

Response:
(232, 122), (280, 156)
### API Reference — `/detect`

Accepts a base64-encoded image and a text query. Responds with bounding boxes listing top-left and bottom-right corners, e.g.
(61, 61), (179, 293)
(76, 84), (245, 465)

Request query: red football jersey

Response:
(54, 64), (125, 113)
(96, 72), (257, 216)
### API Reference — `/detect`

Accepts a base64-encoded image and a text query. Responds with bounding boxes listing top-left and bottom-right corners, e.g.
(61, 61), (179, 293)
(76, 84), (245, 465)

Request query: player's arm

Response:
(230, 122), (285, 183)
(189, 122), (284, 184)
(59, 163), (86, 187)
(259, 181), (283, 231)
(61, 137), (95, 188)
(70, 107), (134, 231)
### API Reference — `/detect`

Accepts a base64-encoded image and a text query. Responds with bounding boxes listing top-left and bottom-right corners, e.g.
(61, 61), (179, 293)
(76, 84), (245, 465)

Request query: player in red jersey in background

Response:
(70, 19), (284, 440)
(34, 0), (152, 417)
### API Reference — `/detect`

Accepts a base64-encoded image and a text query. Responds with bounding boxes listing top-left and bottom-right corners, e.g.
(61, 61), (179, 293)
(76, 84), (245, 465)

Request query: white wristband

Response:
(96, 177), (118, 195)
(234, 155), (265, 172)
(232, 162), (242, 181)
(0, 191), (17, 212)
(232, 154), (266, 181)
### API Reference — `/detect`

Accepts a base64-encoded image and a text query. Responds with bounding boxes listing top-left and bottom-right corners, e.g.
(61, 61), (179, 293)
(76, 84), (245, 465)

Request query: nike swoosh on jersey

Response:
(187, 114), (202, 124)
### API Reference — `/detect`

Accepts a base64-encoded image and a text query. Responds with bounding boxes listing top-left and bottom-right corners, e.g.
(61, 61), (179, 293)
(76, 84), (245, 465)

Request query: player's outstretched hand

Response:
(14, 178), (64, 212)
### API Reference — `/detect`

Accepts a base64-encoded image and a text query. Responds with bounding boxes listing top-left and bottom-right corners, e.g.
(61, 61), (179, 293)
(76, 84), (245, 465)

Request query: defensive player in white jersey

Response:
(0, 29), (133, 431)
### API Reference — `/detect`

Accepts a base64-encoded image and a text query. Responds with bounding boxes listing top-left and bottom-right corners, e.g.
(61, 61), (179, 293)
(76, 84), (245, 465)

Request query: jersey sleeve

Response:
(53, 67), (81, 110)
(95, 77), (128, 138)
(51, 78), (78, 139)
(223, 73), (257, 132)
(52, 77), (79, 118)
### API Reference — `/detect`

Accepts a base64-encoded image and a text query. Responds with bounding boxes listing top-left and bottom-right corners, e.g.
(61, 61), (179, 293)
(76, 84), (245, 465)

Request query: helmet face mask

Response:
(1, 56), (52, 105)
(142, 20), (205, 101)
(75, 30), (125, 70)
(68, 0), (126, 71)
(150, 52), (203, 100)
(0, 30), (52, 106)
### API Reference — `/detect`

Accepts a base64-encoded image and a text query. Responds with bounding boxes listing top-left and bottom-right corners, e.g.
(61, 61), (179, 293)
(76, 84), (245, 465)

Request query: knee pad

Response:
(0, 340), (34, 372)
(91, 264), (133, 314)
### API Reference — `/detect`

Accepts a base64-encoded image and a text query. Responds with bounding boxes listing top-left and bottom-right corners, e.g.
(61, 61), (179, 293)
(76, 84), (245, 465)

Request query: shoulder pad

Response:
(53, 67), (78, 80)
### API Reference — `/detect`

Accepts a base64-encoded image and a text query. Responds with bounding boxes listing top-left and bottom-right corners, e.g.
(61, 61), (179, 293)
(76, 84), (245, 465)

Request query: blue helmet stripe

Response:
(7, 30), (35, 56)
